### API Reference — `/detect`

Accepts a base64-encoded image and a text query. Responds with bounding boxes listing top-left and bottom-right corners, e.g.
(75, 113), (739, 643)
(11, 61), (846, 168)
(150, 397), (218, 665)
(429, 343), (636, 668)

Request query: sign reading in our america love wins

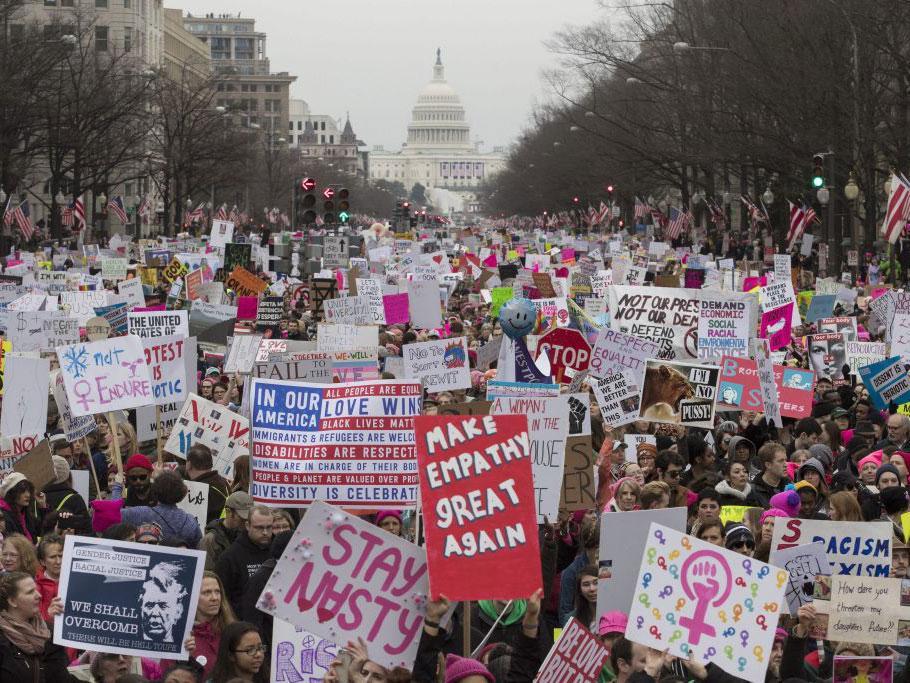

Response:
(249, 379), (422, 508)
(256, 501), (429, 670)
(57, 336), (153, 417)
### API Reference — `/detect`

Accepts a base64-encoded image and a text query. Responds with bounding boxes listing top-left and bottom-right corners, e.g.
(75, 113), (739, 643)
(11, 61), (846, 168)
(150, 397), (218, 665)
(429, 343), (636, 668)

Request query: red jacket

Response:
(36, 567), (58, 622)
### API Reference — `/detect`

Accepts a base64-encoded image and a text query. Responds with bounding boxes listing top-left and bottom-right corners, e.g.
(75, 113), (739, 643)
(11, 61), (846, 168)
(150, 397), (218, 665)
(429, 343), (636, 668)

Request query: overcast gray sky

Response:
(177, 0), (608, 151)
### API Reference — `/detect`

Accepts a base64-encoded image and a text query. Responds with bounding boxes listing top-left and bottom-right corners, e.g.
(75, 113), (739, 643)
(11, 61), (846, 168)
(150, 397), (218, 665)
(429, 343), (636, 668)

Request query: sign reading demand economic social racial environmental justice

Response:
(249, 379), (422, 508)
(414, 414), (542, 601)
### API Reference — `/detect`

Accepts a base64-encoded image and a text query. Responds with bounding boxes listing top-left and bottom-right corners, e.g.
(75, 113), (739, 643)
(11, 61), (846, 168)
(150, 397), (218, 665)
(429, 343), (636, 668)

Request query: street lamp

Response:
(186, 197), (193, 209)
(845, 172), (860, 263)
(817, 187), (830, 206)
(844, 174), (860, 201)
(97, 192), (106, 206)
(0, 188), (7, 206)
(55, 190), (64, 205)
(884, 177), (892, 196)
(762, 186), (775, 205)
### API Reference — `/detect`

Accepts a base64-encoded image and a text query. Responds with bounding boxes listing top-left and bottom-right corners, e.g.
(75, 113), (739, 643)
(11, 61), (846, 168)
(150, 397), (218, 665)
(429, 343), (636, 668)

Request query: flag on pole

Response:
(137, 195), (151, 220)
(787, 201), (806, 247)
(215, 204), (228, 220)
(228, 205), (239, 223)
(6, 200), (33, 241)
(106, 195), (128, 223)
(883, 173), (910, 244)
(73, 195), (86, 231)
(634, 197), (648, 221)
(666, 206), (689, 239)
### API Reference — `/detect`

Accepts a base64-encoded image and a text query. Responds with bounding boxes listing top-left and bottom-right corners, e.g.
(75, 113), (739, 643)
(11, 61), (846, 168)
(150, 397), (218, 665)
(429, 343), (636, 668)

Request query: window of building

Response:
(288, 121), (293, 131)
(320, 135), (325, 144)
(297, 121), (301, 130)
(210, 36), (231, 60)
(95, 0), (107, 6)
(124, 0), (130, 7)
(234, 37), (254, 60)
(61, 0), (74, 5)
(216, 83), (224, 92)
(44, 0), (56, 6)
(95, 26), (108, 51)
(329, 135), (334, 144)
(124, 26), (132, 52)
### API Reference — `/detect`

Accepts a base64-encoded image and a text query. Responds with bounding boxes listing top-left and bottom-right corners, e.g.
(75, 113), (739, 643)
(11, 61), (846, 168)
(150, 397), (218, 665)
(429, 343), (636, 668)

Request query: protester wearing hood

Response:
(42, 456), (88, 522)
(678, 435), (716, 488)
(0, 473), (39, 542)
(797, 457), (829, 514)
(724, 435), (756, 471)
(715, 460), (752, 505)
(200, 492), (253, 571)
(746, 442), (790, 508)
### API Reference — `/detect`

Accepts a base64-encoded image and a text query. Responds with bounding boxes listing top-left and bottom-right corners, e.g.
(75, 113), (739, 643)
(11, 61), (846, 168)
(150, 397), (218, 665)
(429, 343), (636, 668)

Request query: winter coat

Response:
(199, 519), (238, 570)
(714, 479), (752, 507)
(240, 558), (276, 646)
(0, 499), (38, 542)
(746, 473), (789, 509)
(0, 630), (75, 683)
(215, 532), (271, 615)
(160, 620), (221, 682)
(112, 482), (202, 547)
(36, 568), (58, 623)
(41, 482), (88, 519)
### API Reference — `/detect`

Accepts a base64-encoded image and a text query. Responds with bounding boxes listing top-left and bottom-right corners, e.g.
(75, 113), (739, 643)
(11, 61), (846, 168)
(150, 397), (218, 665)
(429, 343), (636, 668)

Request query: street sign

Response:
(300, 177), (316, 191)
(322, 187), (335, 200)
(536, 327), (591, 384)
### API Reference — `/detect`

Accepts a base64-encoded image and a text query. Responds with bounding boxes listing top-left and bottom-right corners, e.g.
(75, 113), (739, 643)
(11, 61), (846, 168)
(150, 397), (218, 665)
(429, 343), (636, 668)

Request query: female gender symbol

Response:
(649, 625), (662, 639)
(654, 529), (666, 545)
(756, 615), (767, 631)
(678, 549), (733, 645)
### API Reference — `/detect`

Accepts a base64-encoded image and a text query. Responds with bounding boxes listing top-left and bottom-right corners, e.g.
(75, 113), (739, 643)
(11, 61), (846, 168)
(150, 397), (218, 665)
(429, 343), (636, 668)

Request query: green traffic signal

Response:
(811, 174), (825, 188)
(339, 211), (350, 223)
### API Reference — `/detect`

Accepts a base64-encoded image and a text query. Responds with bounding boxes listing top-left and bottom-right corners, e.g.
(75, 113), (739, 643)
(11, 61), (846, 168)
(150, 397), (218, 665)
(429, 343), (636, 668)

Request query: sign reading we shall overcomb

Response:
(250, 379), (422, 507)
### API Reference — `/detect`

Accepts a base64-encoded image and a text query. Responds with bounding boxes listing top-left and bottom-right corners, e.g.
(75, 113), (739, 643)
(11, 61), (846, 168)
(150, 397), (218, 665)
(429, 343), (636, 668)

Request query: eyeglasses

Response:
(234, 644), (267, 656)
(128, 474), (149, 483)
(732, 540), (755, 550)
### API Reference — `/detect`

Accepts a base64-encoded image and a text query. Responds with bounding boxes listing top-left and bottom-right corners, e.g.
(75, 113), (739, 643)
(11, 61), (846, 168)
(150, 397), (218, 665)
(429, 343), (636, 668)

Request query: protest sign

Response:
(161, 257), (189, 284)
(137, 401), (181, 444)
(759, 302), (793, 351)
(128, 310), (189, 339)
(697, 298), (749, 359)
(819, 316), (858, 340)
(846, 341), (886, 376)
(489, 394), (569, 522)
(771, 518), (892, 576)
(753, 338), (782, 428)
(403, 337), (470, 393)
(13, 439), (55, 491)
(332, 349), (380, 383)
(57, 336), (153, 417)
(607, 286), (699, 359)
(164, 393), (249, 464)
(223, 243), (252, 274)
(255, 501), (429, 670)
(807, 294), (837, 323)
(249, 379), (421, 507)
(253, 352), (333, 384)
(316, 323), (378, 352)
(760, 280), (796, 312)
(209, 219), (235, 249)
(638, 360), (719, 428)
(52, 371), (96, 442)
(255, 296), (284, 333)
(588, 328), (660, 384)
(226, 267), (267, 298)
(406, 277), (442, 328)
(189, 301), (236, 342)
(536, 618), (610, 683)
(271, 621), (339, 683)
(589, 370), (640, 428)
(54, 535), (205, 658)
(770, 541), (831, 616)
(142, 336), (196, 406)
(356, 278), (387, 324)
(414, 414), (541, 600)
(323, 294), (372, 325)
(560, 435), (595, 513)
(101, 258), (129, 280)
(596, 508), (686, 616)
(811, 575), (910, 645)
(858, 356), (910, 411)
(382, 292), (409, 325)
(807, 332), (847, 384)
(117, 278), (145, 309)
(95, 302), (129, 336)
(0, 355), (49, 437)
(832, 656), (893, 683)
(321, 235), (348, 268)
(536, 327), (591, 383)
(224, 334), (263, 374)
(716, 355), (814, 419)
(626, 523), (785, 683)
(60, 291), (110, 326)
(176, 480), (209, 531)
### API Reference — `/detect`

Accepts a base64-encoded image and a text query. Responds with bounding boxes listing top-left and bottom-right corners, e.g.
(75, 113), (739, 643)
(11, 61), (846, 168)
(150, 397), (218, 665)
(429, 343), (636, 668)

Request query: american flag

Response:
(215, 204), (228, 220)
(884, 173), (910, 244)
(280, 212), (290, 227)
(268, 207), (280, 224)
(650, 207), (667, 228)
(634, 197), (648, 221)
(803, 202), (819, 228)
(741, 194), (767, 226)
(787, 201), (806, 247)
(107, 195), (128, 223)
(707, 200), (726, 227)
(184, 202), (205, 225)
(228, 205), (239, 222)
(137, 195), (151, 220)
(73, 195), (85, 231)
(666, 206), (689, 240)
(5, 200), (33, 241)
(61, 203), (73, 227)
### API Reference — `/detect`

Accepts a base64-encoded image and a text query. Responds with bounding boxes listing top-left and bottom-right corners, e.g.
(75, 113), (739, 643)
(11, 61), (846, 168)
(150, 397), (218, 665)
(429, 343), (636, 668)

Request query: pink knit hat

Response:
(760, 507), (789, 525)
(858, 454), (882, 472)
(90, 498), (125, 533)
(375, 510), (402, 525)
(444, 654), (494, 683)
(769, 488), (801, 517)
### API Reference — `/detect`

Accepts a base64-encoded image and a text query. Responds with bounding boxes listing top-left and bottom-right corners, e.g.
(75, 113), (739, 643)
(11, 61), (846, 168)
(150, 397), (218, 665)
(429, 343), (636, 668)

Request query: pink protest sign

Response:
(236, 296), (258, 320)
(256, 501), (429, 671)
(760, 302), (793, 351)
(383, 293), (410, 325)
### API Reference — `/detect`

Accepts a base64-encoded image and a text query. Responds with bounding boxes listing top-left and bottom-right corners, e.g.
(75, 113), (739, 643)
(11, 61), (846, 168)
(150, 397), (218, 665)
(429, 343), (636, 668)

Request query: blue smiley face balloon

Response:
(498, 297), (536, 340)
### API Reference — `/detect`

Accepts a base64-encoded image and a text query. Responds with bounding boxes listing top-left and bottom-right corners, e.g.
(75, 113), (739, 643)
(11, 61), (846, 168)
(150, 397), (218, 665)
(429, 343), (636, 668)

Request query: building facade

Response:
(163, 7), (210, 83)
(288, 99), (365, 176)
(369, 49), (506, 213)
(183, 12), (295, 144)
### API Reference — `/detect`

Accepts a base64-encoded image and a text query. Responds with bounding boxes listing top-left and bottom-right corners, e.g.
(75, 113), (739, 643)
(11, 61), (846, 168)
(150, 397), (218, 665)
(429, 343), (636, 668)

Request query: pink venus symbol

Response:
(678, 549), (733, 645)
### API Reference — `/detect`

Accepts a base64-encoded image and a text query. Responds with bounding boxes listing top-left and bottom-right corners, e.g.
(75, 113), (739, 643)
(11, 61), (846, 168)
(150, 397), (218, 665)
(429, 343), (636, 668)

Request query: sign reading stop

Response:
(536, 327), (591, 384)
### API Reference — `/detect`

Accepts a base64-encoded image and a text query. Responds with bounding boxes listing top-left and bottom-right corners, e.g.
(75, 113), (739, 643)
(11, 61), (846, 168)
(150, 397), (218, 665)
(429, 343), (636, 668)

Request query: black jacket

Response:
(191, 470), (230, 524)
(240, 558), (276, 646)
(745, 473), (789, 509)
(41, 482), (88, 518)
(215, 532), (271, 615)
(0, 631), (76, 683)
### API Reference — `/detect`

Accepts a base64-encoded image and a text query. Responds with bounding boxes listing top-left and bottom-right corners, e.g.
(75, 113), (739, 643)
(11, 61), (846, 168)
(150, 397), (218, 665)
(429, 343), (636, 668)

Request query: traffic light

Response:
(606, 184), (615, 195)
(322, 187), (336, 224)
(294, 177), (318, 225)
(811, 155), (825, 189)
(572, 196), (580, 204)
(337, 188), (350, 223)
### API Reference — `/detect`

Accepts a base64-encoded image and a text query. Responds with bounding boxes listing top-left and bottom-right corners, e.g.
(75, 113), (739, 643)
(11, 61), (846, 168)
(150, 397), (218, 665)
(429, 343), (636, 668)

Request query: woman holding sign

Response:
(0, 571), (71, 682)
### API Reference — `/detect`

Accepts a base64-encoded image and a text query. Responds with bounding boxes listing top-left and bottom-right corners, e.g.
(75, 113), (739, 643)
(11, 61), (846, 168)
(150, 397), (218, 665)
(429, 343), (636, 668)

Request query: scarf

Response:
(0, 610), (50, 655)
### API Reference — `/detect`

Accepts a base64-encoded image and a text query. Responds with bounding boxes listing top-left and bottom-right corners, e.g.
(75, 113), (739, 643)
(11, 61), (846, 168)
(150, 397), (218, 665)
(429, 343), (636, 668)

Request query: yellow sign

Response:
(719, 505), (758, 526)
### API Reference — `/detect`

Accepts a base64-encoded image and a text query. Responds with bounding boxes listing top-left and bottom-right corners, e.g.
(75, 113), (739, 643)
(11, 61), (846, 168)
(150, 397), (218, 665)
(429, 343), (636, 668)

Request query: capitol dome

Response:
(405, 49), (472, 153)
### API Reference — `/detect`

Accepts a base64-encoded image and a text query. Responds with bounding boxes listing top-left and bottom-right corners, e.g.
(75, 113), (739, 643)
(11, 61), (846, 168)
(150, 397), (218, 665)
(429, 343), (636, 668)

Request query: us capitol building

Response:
(369, 50), (506, 214)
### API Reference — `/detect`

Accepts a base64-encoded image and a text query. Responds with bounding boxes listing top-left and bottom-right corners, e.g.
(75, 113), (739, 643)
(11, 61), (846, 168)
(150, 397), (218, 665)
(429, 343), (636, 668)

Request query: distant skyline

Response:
(178, 0), (609, 151)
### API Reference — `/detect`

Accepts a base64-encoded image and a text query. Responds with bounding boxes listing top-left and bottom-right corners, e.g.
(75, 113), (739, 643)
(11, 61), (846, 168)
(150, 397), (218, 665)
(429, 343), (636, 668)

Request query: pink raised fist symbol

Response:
(678, 549), (733, 645)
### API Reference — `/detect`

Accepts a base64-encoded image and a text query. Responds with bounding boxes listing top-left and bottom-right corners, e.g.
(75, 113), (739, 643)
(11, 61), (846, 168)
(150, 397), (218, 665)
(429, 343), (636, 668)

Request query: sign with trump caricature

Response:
(54, 535), (205, 658)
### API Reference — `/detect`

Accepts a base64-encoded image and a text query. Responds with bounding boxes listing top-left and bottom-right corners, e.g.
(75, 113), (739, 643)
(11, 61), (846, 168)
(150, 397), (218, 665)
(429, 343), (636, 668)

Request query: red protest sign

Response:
(536, 327), (591, 384)
(537, 618), (610, 683)
(716, 355), (815, 419)
(414, 414), (542, 601)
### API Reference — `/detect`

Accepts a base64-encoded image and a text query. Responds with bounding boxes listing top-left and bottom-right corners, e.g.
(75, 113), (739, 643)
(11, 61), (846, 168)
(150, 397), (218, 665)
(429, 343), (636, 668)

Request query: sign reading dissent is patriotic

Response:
(249, 379), (422, 507)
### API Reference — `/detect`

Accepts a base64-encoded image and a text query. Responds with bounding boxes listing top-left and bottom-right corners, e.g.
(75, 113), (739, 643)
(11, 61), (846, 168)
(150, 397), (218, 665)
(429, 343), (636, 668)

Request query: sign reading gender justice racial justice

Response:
(249, 378), (422, 508)
(414, 414), (542, 601)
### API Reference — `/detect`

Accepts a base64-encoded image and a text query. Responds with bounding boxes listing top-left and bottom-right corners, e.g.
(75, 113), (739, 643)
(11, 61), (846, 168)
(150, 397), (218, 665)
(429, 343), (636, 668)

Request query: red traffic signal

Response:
(572, 196), (580, 204)
(300, 177), (316, 191)
(322, 187), (335, 200)
(606, 184), (614, 193)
